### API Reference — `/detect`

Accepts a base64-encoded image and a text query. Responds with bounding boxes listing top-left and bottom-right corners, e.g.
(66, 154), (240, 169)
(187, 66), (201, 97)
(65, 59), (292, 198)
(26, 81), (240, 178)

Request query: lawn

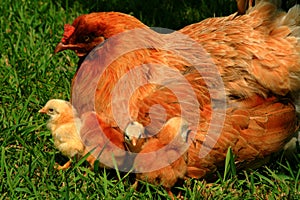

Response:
(0, 0), (299, 199)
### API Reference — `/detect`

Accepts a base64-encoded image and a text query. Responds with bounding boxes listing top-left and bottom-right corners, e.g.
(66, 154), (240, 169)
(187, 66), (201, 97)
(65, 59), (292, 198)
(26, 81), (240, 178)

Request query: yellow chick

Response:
(39, 99), (84, 170)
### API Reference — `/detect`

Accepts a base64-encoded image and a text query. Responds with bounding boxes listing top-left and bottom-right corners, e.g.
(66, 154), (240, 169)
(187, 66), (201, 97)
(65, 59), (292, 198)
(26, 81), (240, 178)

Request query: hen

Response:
(39, 99), (85, 170)
(54, 0), (300, 186)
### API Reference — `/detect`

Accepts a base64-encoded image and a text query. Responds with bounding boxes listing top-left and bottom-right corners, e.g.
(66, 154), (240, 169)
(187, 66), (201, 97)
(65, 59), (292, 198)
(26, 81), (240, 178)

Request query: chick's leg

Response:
(166, 188), (175, 200)
(55, 160), (72, 170)
(132, 180), (139, 190)
(85, 154), (96, 169)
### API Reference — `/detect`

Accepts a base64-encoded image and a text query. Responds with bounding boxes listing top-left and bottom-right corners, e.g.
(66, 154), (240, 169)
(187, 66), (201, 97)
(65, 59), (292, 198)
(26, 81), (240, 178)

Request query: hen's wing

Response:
(187, 97), (298, 178)
(79, 111), (129, 169)
(180, 2), (300, 98)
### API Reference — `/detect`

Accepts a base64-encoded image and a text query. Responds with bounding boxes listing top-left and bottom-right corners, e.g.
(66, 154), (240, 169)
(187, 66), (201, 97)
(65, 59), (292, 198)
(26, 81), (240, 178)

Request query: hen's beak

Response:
(54, 42), (70, 54)
(39, 108), (46, 113)
(54, 42), (87, 57)
(54, 42), (82, 54)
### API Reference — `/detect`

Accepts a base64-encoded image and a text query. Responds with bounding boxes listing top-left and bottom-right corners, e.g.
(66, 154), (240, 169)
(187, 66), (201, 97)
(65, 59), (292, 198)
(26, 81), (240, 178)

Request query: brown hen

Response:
(54, 0), (300, 187)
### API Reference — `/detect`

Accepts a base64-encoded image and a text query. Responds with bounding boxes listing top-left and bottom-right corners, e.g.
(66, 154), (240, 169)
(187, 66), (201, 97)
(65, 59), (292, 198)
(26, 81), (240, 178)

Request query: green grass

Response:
(0, 0), (299, 199)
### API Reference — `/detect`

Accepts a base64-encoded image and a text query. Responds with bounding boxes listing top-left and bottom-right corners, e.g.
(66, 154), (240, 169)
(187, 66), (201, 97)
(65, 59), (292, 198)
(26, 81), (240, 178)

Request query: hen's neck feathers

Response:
(73, 12), (148, 39)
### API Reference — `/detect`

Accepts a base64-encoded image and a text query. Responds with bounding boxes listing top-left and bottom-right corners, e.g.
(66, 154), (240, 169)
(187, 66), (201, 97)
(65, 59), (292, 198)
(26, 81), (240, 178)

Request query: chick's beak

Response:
(131, 137), (137, 146)
(38, 108), (46, 114)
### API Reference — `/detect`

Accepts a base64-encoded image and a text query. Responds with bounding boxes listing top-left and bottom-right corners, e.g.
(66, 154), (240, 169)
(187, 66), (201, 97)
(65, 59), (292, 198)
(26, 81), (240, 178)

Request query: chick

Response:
(283, 131), (300, 158)
(129, 117), (191, 198)
(124, 121), (147, 152)
(39, 99), (85, 170)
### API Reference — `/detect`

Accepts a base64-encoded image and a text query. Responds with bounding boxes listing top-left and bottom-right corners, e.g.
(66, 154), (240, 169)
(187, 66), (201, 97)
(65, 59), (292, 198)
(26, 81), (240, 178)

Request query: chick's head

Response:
(39, 99), (76, 123)
(124, 121), (145, 147)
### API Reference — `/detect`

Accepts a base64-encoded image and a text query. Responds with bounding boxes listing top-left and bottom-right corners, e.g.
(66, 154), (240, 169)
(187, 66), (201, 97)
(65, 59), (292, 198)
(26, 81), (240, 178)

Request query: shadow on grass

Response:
(56, 0), (238, 29)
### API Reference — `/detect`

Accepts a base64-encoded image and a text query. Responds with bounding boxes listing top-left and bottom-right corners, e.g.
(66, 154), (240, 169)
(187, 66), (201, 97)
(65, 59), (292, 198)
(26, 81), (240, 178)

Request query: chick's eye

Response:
(83, 35), (90, 42)
(124, 134), (130, 141)
(48, 108), (54, 113)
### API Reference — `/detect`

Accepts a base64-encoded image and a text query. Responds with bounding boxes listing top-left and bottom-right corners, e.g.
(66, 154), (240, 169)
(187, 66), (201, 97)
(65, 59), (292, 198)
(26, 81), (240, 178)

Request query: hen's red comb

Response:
(62, 24), (75, 43)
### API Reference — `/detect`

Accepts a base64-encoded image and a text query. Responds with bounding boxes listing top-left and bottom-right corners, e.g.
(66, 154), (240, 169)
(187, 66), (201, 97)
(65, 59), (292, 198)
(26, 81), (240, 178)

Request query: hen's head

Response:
(55, 12), (147, 57)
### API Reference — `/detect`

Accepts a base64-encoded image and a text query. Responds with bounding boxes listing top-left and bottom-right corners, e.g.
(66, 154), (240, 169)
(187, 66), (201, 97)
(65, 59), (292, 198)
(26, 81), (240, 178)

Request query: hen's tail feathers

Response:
(249, 2), (300, 95)
(277, 5), (300, 37)
(280, 5), (300, 117)
(248, 0), (300, 35)
(278, 4), (300, 89)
